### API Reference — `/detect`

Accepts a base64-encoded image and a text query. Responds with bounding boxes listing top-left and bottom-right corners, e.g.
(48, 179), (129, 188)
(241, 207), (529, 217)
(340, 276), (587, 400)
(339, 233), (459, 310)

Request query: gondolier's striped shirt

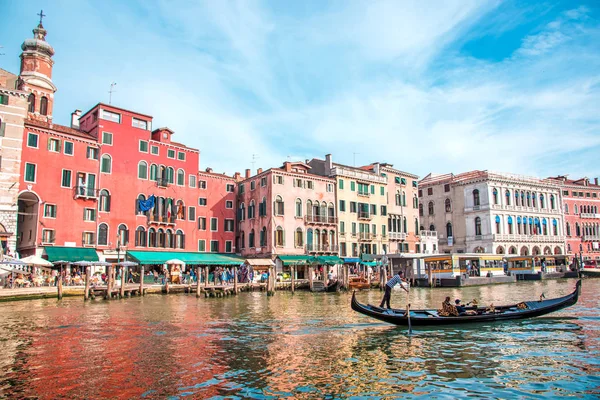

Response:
(386, 274), (402, 289)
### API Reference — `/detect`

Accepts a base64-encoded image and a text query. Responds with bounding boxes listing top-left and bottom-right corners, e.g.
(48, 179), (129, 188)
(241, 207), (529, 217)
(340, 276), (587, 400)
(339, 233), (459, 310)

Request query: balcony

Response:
(306, 244), (340, 253)
(358, 232), (371, 241)
(389, 232), (407, 241)
(305, 215), (338, 225)
(493, 234), (566, 243)
(419, 230), (437, 238)
(147, 215), (176, 226)
(358, 211), (371, 220)
(73, 186), (100, 200)
(156, 178), (170, 188)
(580, 213), (600, 219)
(357, 191), (370, 198)
(583, 234), (600, 241)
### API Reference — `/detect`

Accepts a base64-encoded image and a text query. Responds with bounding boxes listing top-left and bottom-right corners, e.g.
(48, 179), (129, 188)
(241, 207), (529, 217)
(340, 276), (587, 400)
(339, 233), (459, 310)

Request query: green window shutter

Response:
(0, 122), (5, 137)
(382, 225), (386, 235)
(380, 186), (384, 195)
(339, 179), (344, 189)
(401, 178), (407, 185)
(370, 185), (375, 194)
(340, 221), (345, 233)
(352, 223), (356, 234)
(25, 164), (36, 182)
(350, 181), (355, 191)
(395, 177), (401, 184)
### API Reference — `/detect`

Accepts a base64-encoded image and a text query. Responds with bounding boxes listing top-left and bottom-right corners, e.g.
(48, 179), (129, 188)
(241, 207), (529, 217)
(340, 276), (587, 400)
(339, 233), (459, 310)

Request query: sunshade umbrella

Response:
(20, 255), (53, 267)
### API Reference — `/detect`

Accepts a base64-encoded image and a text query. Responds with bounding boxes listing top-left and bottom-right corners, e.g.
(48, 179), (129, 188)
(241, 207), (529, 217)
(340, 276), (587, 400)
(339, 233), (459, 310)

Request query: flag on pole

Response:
(167, 199), (172, 220)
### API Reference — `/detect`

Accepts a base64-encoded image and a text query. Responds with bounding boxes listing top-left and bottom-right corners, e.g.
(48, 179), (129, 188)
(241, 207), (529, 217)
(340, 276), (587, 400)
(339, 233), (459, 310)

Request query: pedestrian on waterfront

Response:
(379, 271), (408, 309)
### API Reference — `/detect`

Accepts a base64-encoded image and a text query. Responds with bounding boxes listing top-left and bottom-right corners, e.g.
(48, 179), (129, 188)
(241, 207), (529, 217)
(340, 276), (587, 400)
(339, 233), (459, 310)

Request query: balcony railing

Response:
(358, 232), (371, 241)
(306, 244), (340, 253)
(148, 215), (176, 225)
(419, 230), (437, 238)
(580, 213), (600, 219)
(73, 186), (100, 200)
(358, 211), (371, 220)
(156, 178), (170, 188)
(304, 215), (338, 224)
(389, 232), (407, 240)
(493, 234), (566, 243)
(583, 234), (600, 241)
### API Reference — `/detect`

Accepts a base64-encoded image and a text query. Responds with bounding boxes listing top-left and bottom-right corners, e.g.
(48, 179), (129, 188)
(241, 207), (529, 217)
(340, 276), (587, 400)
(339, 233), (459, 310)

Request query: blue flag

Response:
(139, 195), (155, 212)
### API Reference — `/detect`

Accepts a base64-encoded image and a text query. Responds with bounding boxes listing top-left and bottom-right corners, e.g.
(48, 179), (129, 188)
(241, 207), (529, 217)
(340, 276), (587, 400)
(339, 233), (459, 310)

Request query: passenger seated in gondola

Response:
(455, 299), (466, 314)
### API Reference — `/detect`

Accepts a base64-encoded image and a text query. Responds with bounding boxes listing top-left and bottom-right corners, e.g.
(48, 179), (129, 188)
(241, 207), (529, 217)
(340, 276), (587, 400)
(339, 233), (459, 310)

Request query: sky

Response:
(1, 0), (599, 180)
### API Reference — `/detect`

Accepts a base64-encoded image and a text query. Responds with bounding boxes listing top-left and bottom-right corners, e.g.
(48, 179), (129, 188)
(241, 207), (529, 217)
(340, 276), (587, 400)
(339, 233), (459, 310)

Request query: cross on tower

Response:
(37, 9), (46, 25)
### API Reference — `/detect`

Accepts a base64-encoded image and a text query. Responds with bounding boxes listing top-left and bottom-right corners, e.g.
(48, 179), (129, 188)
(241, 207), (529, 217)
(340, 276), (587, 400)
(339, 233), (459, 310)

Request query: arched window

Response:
(157, 229), (165, 248)
(275, 226), (284, 247)
(177, 169), (185, 186)
(295, 228), (303, 247)
(473, 189), (480, 206)
(118, 224), (129, 246)
(136, 194), (146, 215)
(532, 193), (537, 208)
(505, 190), (511, 205)
(542, 219), (548, 235)
(260, 227), (267, 247)
(99, 189), (111, 212)
(328, 203), (335, 223)
(176, 229), (185, 249)
(150, 164), (158, 181)
(515, 191), (519, 206)
(550, 195), (555, 210)
(248, 200), (255, 219)
(148, 228), (157, 247)
(445, 198), (451, 213)
(239, 203), (245, 221)
(566, 222), (571, 236)
(574, 204), (578, 214)
(492, 188), (498, 205)
(40, 96), (48, 116)
(101, 154), (112, 173)
(28, 93), (35, 113)
(526, 192), (531, 207)
(403, 216), (407, 233)
(295, 199), (302, 218)
(413, 195), (418, 209)
(418, 203), (423, 217)
(540, 194), (545, 209)
(507, 216), (513, 234)
(552, 219), (558, 235)
(395, 191), (401, 206)
(576, 223), (580, 237)
(239, 231), (245, 249)
(274, 195), (284, 216)
(446, 222), (453, 238)
(428, 201), (434, 215)
(495, 215), (501, 234)
(306, 200), (313, 219)
(167, 167), (174, 184)
(166, 229), (174, 248)
(138, 161), (148, 179)
(135, 226), (146, 247)
(415, 218), (419, 235)
(249, 229), (255, 248)
(475, 217), (482, 236)
(176, 200), (185, 220)
(98, 223), (109, 246)
(429, 224), (435, 232)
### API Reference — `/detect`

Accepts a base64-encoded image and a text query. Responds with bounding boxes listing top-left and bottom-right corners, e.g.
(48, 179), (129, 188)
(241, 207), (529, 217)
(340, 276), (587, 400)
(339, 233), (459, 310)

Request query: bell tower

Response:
(18, 10), (57, 122)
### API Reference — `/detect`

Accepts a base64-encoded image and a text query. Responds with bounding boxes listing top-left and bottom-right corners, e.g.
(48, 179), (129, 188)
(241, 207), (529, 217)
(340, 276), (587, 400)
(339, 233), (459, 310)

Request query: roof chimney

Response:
(257, 168), (263, 174)
(595, 178), (598, 186)
(283, 162), (292, 172)
(325, 154), (332, 170)
(233, 172), (241, 181)
(71, 109), (82, 129)
(245, 169), (251, 179)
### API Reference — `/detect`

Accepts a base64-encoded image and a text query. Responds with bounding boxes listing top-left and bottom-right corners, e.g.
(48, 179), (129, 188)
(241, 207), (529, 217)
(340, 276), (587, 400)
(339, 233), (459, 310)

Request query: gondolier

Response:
(379, 271), (409, 309)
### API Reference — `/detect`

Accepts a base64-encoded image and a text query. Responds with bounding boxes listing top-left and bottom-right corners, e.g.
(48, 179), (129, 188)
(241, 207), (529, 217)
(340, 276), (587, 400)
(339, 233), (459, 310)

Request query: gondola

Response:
(581, 268), (600, 278)
(351, 280), (581, 326)
(326, 280), (341, 292)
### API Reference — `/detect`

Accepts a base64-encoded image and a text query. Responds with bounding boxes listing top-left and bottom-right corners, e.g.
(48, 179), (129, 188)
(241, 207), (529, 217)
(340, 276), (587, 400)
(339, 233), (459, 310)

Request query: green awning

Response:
(127, 251), (244, 266)
(316, 256), (344, 265)
(360, 261), (378, 267)
(44, 246), (99, 262)
(277, 255), (313, 265)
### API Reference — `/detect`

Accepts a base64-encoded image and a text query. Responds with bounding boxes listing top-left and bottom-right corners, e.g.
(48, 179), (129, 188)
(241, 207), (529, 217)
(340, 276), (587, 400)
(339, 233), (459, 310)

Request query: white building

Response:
(419, 170), (566, 256)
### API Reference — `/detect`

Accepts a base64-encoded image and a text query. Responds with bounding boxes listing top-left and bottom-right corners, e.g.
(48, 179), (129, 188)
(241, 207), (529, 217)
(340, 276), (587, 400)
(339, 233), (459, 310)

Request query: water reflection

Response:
(0, 279), (597, 398)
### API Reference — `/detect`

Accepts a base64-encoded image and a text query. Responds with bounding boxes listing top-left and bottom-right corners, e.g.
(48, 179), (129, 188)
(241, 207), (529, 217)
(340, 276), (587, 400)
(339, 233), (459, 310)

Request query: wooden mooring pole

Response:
(120, 266), (126, 298)
(290, 265), (295, 294)
(196, 266), (202, 298)
(139, 266), (144, 296)
(84, 266), (91, 301)
(57, 264), (63, 300)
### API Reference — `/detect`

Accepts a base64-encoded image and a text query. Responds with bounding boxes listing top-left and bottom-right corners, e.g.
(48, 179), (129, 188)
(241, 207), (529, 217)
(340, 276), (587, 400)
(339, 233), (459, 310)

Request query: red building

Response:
(549, 176), (600, 266)
(11, 19), (237, 261)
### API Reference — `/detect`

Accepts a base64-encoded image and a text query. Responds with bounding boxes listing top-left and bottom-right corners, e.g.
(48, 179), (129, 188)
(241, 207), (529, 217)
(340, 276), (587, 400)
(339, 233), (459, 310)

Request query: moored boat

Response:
(349, 276), (370, 290)
(351, 280), (581, 326)
(581, 268), (600, 278)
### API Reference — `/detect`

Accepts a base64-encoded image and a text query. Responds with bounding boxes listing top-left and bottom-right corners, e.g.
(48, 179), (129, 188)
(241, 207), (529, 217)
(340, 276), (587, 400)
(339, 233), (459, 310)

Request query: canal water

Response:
(0, 278), (597, 399)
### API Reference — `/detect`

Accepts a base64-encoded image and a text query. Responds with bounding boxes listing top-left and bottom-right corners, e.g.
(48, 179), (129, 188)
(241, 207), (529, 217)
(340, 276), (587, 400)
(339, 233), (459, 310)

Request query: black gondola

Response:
(326, 280), (341, 292)
(351, 280), (581, 326)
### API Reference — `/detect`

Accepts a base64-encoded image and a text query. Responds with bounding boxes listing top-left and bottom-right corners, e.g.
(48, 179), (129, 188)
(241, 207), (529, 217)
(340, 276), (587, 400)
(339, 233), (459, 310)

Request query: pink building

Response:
(236, 162), (338, 274)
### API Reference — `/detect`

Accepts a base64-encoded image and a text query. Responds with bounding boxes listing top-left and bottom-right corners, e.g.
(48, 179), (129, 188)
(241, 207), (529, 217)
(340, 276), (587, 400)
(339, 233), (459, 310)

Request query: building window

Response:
(226, 200), (233, 209)
(27, 133), (39, 148)
(446, 222), (452, 238)
(132, 118), (148, 130)
(226, 183), (235, 192)
(505, 190), (511, 205)
(178, 152), (185, 161)
(198, 240), (206, 252)
(475, 217), (482, 236)
(419, 203), (423, 216)
(427, 188), (433, 195)
(295, 199), (302, 217)
(492, 189), (498, 205)
(444, 198), (451, 213)
(101, 110), (121, 123)
(61, 169), (72, 188)
(84, 208), (96, 222)
(210, 240), (219, 253)
(135, 227), (147, 247)
(495, 216), (501, 234)
(473, 189), (480, 206)
(176, 230), (185, 249)
(295, 228), (303, 247)
(83, 232), (96, 246)
(167, 149), (175, 159)
(100, 131), (113, 145)
(225, 219), (234, 232)
(381, 205), (387, 216)
(550, 195), (556, 209)
(138, 161), (148, 179)
(210, 218), (218, 231)
(198, 217), (206, 230)
(339, 200), (346, 212)
(87, 146), (98, 160)
(566, 222), (571, 236)
(274, 195), (284, 215)
(350, 202), (357, 213)
(44, 204), (57, 218)
(444, 184), (450, 192)
(177, 169), (185, 186)
(275, 227), (284, 247)
(248, 230), (255, 248)
(48, 138), (60, 152)
(507, 216), (513, 234)
(260, 227), (267, 246)
(64, 141), (74, 155)
(25, 163), (36, 182)
(198, 198), (207, 206)
(139, 140), (148, 152)
(188, 206), (196, 221)
(99, 189), (111, 212)
(225, 241), (232, 253)
(151, 146), (159, 155)
(101, 154), (112, 173)
(40, 96), (48, 115)
(28, 93), (35, 113)
(41, 229), (55, 244)
(428, 202), (434, 215)
(189, 175), (196, 188)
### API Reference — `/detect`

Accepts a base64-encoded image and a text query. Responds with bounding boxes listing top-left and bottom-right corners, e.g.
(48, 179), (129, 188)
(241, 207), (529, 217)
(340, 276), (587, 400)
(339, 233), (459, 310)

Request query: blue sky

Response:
(1, 0), (599, 179)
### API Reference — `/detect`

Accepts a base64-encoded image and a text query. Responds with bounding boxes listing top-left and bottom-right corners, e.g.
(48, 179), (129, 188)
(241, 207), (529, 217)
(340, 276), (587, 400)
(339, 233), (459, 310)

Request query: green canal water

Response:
(0, 278), (598, 399)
